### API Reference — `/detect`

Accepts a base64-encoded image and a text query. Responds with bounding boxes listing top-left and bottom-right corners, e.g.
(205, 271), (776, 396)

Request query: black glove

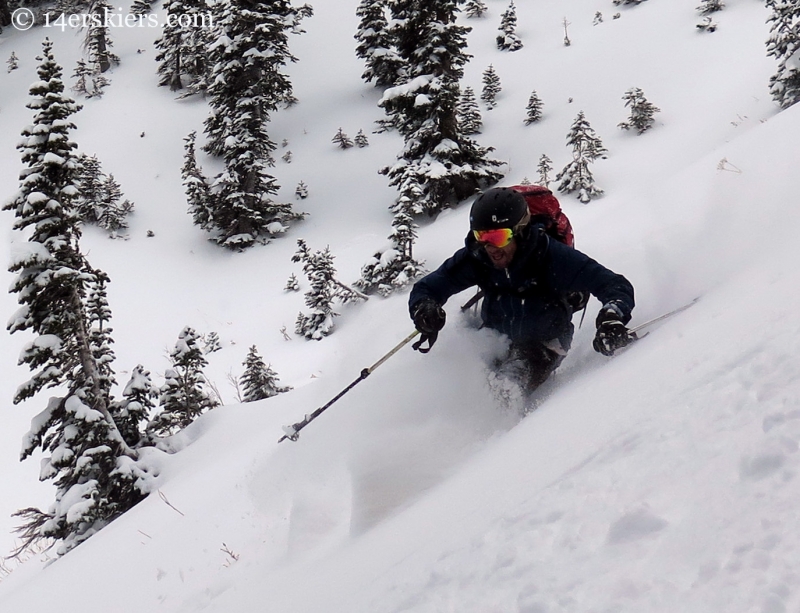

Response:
(411, 299), (446, 352)
(593, 302), (635, 356)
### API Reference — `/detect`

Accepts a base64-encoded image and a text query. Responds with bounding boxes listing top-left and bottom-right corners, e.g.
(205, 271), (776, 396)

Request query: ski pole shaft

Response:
(278, 330), (420, 443)
(630, 297), (699, 334)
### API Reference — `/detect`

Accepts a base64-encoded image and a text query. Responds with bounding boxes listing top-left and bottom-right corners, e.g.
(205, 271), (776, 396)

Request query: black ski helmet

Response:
(469, 187), (530, 232)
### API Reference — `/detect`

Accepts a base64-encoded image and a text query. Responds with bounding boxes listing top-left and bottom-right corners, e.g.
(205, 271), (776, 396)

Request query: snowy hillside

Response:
(3, 0), (800, 611)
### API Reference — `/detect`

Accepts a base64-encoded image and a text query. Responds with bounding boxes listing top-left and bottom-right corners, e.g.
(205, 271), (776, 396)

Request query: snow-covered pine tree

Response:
(181, 131), (212, 230)
(537, 153), (553, 187)
(332, 127), (354, 149)
(0, 0), (10, 31)
(766, 0), (800, 110)
(618, 87), (660, 134)
(355, 0), (404, 87)
(147, 327), (219, 436)
(75, 153), (104, 222)
(464, 0), (487, 18)
(295, 180), (309, 199)
(71, 59), (92, 96)
(199, 0), (311, 249)
(294, 243), (340, 340)
(154, 0), (211, 92)
(203, 331), (222, 354)
(8, 51), (19, 72)
(555, 111), (607, 203)
(113, 365), (159, 447)
(84, 0), (119, 74)
(4, 40), (152, 556)
(355, 198), (426, 296)
(613, 0), (647, 5)
(285, 272), (300, 291)
(379, 0), (504, 217)
(240, 346), (291, 402)
(130, 0), (156, 15)
(497, 1), (523, 51)
(354, 129), (370, 147)
(96, 174), (134, 236)
(696, 0), (724, 15)
(524, 90), (543, 124)
(481, 64), (502, 109)
(457, 86), (483, 134)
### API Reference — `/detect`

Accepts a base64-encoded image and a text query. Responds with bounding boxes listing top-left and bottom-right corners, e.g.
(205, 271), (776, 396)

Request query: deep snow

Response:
(2, 0), (800, 611)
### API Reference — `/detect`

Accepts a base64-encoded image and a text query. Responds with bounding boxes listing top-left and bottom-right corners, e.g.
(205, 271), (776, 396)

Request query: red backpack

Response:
(510, 184), (574, 247)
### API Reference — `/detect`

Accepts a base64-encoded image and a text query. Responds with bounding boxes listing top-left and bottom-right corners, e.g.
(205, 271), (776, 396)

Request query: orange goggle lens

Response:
(473, 228), (514, 248)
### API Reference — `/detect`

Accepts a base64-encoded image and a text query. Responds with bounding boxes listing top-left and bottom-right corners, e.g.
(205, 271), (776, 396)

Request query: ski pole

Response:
(630, 297), (699, 334)
(278, 330), (421, 443)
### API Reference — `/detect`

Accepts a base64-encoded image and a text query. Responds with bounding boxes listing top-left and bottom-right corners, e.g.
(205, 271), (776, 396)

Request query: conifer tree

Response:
(354, 129), (370, 147)
(199, 0), (311, 249)
(113, 365), (159, 447)
(617, 87), (660, 134)
(294, 243), (340, 340)
(464, 0), (487, 18)
(4, 40), (151, 556)
(84, 0), (119, 74)
(379, 0), (504, 217)
(96, 174), (134, 235)
(481, 64), (502, 109)
(0, 0), (10, 31)
(8, 51), (19, 72)
(154, 0), (211, 92)
(457, 86), (483, 135)
(72, 59), (92, 96)
(181, 131), (212, 230)
(766, 0), (800, 110)
(147, 327), (218, 436)
(75, 153), (105, 223)
(355, 0), (404, 87)
(524, 90), (543, 124)
(295, 180), (309, 199)
(240, 346), (291, 402)
(130, 0), (156, 15)
(556, 111), (607, 203)
(696, 0), (724, 15)
(537, 153), (553, 187)
(332, 127), (355, 149)
(497, 1), (523, 51)
(356, 200), (426, 296)
(285, 273), (300, 291)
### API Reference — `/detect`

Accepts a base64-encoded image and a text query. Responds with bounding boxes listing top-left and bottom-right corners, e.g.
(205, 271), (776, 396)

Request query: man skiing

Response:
(409, 187), (636, 393)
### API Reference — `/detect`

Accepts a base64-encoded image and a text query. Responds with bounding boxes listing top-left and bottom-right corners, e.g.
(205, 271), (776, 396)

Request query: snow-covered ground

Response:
(3, 0), (800, 611)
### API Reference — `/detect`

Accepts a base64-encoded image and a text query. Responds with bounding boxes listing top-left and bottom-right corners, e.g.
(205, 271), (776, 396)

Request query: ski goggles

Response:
(473, 227), (514, 248)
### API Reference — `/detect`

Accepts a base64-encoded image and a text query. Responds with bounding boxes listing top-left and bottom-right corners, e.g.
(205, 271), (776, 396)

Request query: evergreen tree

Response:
(96, 174), (134, 235)
(4, 40), (151, 556)
(555, 111), (606, 203)
(84, 0), (119, 74)
(613, 0), (648, 5)
(294, 242), (340, 340)
(203, 331), (222, 354)
(457, 86), (483, 135)
(0, 0), (10, 31)
(537, 153), (553, 187)
(285, 272), (300, 291)
(130, 0), (156, 14)
(696, 0), (724, 15)
(481, 64), (502, 109)
(355, 200), (426, 296)
(75, 154), (105, 223)
(240, 346), (291, 402)
(154, 0), (211, 92)
(354, 129), (370, 147)
(181, 131), (213, 231)
(497, 1), (523, 51)
(200, 0), (311, 249)
(355, 0), (404, 87)
(523, 90), (543, 124)
(113, 365), (159, 447)
(618, 87), (660, 134)
(295, 180), (309, 199)
(766, 0), (800, 110)
(464, 0), (487, 18)
(380, 0), (504, 217)
(8, 51), (19, 72)
(332, 127), (354, 149)
(147, 327), (218, 436)
(71, 59), (92, 96)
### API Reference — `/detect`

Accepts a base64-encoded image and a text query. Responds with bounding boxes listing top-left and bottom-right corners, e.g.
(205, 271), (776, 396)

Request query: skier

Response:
(409, 187), (636, 393)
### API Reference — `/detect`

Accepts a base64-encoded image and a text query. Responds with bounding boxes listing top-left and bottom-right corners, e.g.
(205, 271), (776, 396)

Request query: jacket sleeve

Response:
(546, 239), (635, 322)
(409, 247), (481, 316)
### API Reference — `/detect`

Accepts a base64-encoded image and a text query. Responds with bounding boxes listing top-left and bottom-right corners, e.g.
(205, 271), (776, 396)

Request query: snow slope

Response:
(3, 0), (800, 611)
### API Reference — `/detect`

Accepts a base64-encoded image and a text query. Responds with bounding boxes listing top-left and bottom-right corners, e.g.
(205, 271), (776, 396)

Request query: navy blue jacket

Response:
(409, 224), (635, 346)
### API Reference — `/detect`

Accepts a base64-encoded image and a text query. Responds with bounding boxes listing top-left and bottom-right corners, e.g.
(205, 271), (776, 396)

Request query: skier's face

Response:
(484, 239), (517, 269)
